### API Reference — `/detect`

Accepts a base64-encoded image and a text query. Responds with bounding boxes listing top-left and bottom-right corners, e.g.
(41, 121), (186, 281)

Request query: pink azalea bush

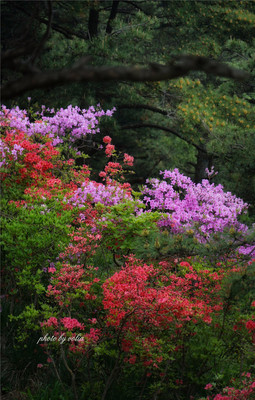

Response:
(68, 181), (131, 207)
(142, 168), (255, 256)
(0, 104), (116, 149)
(143, 168), (248, 237)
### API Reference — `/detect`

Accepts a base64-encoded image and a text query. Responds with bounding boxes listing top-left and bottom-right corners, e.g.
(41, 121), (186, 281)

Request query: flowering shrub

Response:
(1, 104), (254, 400)
(102, 257), (224, 366)
(200, 372), (255, 400)
(0, 104), (116, 148)
(68, 181), (131, 207)
(0, 129), (59, 195)
(142, 168), (255, 258)
(143, 168), (248, 237)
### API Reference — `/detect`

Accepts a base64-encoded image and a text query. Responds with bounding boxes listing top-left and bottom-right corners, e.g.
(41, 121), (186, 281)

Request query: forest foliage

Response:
(1, 1), (255, 400)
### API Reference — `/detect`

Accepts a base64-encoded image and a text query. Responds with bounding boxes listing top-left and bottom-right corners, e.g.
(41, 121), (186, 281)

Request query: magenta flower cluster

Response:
(0, 139), (24, 167)
(41, 316), (84, 330)
(0, 104), (116, 147)
(142, 168), (249, 238)
(69, 181), (131, 207)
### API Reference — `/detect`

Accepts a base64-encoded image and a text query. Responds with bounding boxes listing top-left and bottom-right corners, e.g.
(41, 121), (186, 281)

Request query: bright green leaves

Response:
(1, 198), (74, 298)
(96, 199), (162, 257)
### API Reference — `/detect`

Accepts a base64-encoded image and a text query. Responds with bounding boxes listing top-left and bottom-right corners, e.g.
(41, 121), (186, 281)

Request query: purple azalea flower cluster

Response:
(1, 106), (29, 132)
(69, 181), (131, 207)
(142, 168), (249, 238)
(238, 224), (255, 257)
(239, 244), (255, 257)
(0, 104), (116, 147)
(0, 138), (24, 167)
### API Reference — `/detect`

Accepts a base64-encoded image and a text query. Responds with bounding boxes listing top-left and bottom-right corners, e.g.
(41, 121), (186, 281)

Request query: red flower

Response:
(105, 144), (115, 157)
(205, 383), (213, 390)
(246, 320), (255, 332)
(103, 136), (112, 144)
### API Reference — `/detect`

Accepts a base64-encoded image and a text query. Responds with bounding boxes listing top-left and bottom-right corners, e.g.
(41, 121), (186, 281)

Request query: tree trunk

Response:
(88, 7), (99, 39)
(106, 1), (120, 34)
(194, 147), (212, 183)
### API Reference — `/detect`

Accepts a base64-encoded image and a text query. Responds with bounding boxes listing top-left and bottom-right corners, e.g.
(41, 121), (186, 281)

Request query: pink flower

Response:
(48, 267), (56, 273)
(103, 136), (111, 144)
(105, 144), (115, 157)
(123, 153), (134, 167)
(47, 357), (53, 363)
(179, 261), (190, 267)
(61, 317), (84, 330)
(37, 363), (43, 368)
(41, 317), (58, 327)
(89, 318), (97, 324)
(99, 171), (107, 178)
(205, 383), (213, 390)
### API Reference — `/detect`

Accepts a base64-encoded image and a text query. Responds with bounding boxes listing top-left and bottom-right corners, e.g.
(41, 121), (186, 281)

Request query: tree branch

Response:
(121, 122), (207, 153)
(1, 42), (38, 63)
(1, 55), (249, 100)
(12, 3), (88, 40)
(117, 103), (169, 116)
(122, 0), (150, 15)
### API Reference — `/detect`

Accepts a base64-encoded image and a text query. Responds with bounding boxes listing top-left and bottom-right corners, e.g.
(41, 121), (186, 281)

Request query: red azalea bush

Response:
(101, 257), (225, 368)
(0, 129), (59, 194)
(200, 372), (255, 400)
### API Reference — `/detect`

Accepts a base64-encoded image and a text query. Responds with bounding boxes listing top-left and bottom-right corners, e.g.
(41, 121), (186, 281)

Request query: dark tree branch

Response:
(1, 1), (53, 77)
(11, 3), (88, 40)
(3, 60), (40, 75)
(1, 42), (37, 63)
(121, 122), (207, 153)
(118, 103), (169, 115)
(1, 55), (249, 100)
(122, 0), (150, 14)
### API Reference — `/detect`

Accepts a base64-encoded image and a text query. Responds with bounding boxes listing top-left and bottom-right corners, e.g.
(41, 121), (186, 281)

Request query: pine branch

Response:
(121, 122), (207, 153)
(118, 103), (169, 115)
(1, 55), (249, 100)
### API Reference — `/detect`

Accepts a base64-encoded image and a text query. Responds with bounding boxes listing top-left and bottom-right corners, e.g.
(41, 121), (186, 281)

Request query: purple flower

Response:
(142, 168), (249, 242)
(0, 104), (115, 148)
(69, 181), (131, 207)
